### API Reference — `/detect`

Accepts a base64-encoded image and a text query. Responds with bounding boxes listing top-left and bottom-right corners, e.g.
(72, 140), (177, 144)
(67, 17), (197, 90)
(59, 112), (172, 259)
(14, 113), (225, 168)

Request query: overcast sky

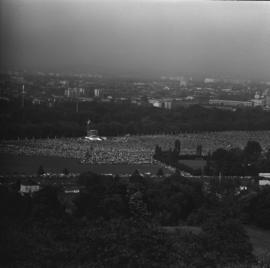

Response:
(1, 0), (270, 79)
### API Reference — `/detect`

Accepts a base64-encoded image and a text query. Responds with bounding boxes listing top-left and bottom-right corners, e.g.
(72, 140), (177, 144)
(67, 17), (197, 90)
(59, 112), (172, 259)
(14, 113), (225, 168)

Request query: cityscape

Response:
(1, 0), (270, 267)
(2, 70), (270, 111)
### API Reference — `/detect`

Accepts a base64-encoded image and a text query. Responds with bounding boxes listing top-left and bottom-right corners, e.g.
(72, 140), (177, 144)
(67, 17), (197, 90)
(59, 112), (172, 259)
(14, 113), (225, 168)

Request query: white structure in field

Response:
(85, 119), (106, 141)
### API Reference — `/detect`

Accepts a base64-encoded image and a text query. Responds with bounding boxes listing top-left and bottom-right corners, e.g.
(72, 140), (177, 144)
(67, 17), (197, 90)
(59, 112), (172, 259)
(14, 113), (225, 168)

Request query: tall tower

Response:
(22, 84), (25, 108)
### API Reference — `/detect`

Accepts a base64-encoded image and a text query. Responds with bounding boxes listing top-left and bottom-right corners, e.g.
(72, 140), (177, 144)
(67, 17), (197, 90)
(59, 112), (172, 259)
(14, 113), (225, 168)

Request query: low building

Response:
(259, 179), (270, 186)
(259, 173), (270, 179)
(163, 99), (173, 110)
(251, 98), (264, 107)
(20, 180), (40, 196)
(149, 99), (163, 108)
(209, 99), (253, 107)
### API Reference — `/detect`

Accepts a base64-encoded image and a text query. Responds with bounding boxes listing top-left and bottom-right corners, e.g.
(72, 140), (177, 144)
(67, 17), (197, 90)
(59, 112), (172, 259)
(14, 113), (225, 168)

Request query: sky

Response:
(1, 0), (270, 79)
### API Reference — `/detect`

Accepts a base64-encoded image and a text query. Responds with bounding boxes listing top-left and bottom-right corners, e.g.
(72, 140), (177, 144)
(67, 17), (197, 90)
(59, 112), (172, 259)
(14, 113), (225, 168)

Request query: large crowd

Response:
(1, 131), (270, 164)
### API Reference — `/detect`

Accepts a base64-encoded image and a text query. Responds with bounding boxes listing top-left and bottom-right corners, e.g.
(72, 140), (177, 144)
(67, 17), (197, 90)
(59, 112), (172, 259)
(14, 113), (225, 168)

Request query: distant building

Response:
(209, 99), (253, 107)
(258, 174), (270, 187)
(259, 173), (270, 179)
(179, 76), (187, 87)
(251, 92), (264, 107)
(265, 96), (270, 107)
(65, 88), (85, 98)
(94, 88), (101, 97)
(59, 80), (68, 86)
(259, 179), (270, 186)
(221, 88), (232, 92)
(164, 99), (172, 110)
(204, 78), (217, 84)
(251, 98), (264, 107)
(149, 99), (163, 108)
(32, 98), (42, 105)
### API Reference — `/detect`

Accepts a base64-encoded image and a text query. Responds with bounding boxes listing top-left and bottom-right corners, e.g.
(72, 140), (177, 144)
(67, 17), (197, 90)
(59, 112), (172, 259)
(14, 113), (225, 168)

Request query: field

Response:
(178, 159), (207, 169)
(0, 153), (169, 175)
(1, 131), (270, 175)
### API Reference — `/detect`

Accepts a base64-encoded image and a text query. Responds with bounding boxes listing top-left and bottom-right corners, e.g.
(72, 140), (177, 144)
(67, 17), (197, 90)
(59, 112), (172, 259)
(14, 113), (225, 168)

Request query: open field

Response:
(0, 153), (169, 175)
(1, 131), (270, 160)
(178, 159), (207, 169)
(1, 131), (270, 175)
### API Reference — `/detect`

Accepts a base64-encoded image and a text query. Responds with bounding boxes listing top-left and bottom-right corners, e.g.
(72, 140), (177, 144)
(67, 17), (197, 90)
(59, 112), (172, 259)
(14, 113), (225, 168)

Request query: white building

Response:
(164, 99), (172, 110)
(179, 76), (187, 87)
(94, 88), (101, 97)
(20, 181), (40, 196)
(204, 78), (217, 84)
(148, 99), (163, 108)
(251, 98), (264, 107)
(259, 180), (270, 186)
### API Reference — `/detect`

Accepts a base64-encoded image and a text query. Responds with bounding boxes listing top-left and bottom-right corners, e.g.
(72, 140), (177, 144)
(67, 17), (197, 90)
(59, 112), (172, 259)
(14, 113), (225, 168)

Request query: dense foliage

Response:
(1, 99), (270, 139)
(155, 139), (270, 176)
(2, 170), (269, 267)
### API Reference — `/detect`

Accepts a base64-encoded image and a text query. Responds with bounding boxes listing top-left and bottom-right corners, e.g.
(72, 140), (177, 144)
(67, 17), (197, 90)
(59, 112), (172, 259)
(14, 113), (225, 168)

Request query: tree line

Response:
(154, 139), (270, 176)
(1, 99), (270, 139)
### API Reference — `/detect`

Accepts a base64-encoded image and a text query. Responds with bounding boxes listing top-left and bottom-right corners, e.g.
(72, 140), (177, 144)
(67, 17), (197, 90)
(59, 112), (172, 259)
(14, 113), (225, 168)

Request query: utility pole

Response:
(76, 100), (79, 113)
(22, 84), (26, 123)
(22, 84), (25, 108)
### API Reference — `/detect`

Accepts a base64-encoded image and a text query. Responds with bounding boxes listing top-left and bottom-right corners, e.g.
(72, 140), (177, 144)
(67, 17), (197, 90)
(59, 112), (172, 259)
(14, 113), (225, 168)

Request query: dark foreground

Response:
(1, 170), (270, 267)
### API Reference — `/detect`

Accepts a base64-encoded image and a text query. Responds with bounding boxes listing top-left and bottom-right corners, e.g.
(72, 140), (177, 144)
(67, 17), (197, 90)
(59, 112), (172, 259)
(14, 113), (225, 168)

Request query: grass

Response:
(0, 153), (170, 175)
(178, 159), (206, 169)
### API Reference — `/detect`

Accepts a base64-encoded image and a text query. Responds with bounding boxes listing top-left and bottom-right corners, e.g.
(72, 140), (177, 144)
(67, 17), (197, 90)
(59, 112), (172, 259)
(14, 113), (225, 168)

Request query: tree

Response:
(156, 168), (164, 177)
(130, 169), (144, 184)
(154, 145), (162, 158)
(63, 168), (69, 175)
(247, 187), (270, 229)
(243, 140), (262, 162)
(32, 186), (64, 219)
(37, 165), (45, 175)
(196, 144), (202, 156)
(202, 216), (254, 265)
(174, 139), (181, 155)
(265, 148), (270, 160)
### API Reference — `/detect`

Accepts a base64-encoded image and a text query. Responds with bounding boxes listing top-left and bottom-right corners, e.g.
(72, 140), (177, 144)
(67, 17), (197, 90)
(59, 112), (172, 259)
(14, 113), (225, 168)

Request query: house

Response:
(20, 180), (40, 196)
(259, 179), (270, 187)
(258, 173), (270, 187)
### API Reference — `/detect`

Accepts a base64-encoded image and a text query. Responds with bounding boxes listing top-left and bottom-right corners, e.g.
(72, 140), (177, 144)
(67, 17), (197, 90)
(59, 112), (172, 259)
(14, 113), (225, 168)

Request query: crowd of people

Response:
(1, 131), (270, 164)
(141, 131), (270, 154)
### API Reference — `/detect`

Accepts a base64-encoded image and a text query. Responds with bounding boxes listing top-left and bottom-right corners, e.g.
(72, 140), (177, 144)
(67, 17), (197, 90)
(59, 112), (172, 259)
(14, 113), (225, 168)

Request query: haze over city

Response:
(1, 0), (270, 80)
